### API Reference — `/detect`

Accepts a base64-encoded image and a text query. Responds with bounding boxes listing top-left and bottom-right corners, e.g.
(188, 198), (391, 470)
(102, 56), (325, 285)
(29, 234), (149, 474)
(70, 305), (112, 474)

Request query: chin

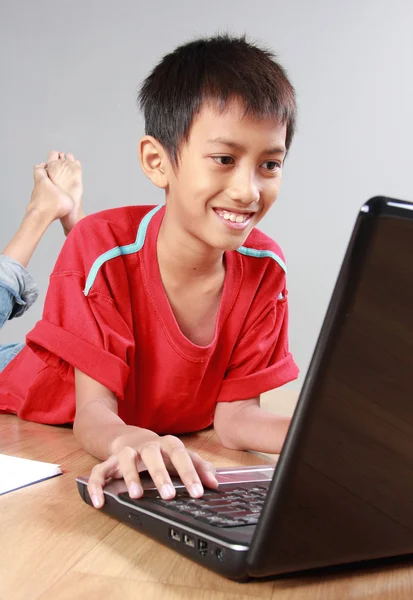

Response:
(207, 231), (250, 252)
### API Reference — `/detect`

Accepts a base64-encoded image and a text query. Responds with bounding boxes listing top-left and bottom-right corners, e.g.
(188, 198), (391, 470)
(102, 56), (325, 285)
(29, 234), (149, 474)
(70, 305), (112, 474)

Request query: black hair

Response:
(138, 33), (297, 166)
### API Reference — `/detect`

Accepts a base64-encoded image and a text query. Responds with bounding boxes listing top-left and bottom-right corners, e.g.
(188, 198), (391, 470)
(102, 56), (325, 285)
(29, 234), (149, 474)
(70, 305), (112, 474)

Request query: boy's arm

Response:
(213, 397), (291, 454)
(73, 369), (218, 508)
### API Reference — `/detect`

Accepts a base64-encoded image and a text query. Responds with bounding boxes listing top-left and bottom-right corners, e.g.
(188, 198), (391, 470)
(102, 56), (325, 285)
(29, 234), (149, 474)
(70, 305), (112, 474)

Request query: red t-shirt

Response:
(0, 205), (299, 433)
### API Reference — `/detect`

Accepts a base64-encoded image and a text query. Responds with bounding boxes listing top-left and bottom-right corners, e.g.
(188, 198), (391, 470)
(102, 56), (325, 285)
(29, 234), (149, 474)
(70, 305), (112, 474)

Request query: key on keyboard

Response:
(120, 482), (269, 527)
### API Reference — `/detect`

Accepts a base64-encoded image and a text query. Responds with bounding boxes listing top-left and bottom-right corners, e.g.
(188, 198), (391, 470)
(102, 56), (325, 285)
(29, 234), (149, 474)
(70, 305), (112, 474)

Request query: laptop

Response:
(77, 196), (413, 580)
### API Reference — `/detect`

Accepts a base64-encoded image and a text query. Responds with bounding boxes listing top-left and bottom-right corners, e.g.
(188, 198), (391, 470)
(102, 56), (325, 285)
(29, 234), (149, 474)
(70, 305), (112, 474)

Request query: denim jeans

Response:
(0, 255), (39, 372)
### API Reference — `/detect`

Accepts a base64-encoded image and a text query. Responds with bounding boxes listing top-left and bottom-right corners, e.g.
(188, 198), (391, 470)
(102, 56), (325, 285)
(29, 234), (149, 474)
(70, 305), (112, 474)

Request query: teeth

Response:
(217, 209), (249, 223)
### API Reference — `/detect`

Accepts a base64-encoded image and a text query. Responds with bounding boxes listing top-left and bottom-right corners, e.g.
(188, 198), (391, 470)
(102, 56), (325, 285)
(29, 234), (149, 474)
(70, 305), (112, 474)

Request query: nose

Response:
(226, 169), (260, 205)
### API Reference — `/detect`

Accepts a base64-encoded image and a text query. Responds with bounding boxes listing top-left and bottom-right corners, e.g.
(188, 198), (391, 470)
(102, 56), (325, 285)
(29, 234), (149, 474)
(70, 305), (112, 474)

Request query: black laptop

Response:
(77, 196), (413, 580)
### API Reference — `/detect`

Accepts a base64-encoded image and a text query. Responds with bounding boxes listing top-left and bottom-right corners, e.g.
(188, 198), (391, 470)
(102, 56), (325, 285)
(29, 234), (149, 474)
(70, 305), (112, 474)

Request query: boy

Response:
(0, 34), (299, 509)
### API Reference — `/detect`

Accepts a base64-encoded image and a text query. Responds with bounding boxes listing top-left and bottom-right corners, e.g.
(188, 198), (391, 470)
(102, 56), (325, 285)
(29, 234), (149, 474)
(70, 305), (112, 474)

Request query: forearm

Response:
(73, 398), (150, 460)
(215, 404), (291, 454)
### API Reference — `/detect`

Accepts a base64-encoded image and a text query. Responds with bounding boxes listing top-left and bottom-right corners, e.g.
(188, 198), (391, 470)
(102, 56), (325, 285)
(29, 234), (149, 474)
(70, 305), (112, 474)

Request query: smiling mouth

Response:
(213, 208), (254, 223)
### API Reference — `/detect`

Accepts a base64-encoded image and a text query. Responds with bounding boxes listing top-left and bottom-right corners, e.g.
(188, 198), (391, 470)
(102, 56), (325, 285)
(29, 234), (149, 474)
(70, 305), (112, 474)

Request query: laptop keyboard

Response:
(120, 482), (269, 528)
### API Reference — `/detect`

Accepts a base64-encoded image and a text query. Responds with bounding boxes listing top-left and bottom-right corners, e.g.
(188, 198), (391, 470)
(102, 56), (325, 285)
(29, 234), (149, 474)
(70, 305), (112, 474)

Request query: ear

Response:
(138, 136), (169, 189)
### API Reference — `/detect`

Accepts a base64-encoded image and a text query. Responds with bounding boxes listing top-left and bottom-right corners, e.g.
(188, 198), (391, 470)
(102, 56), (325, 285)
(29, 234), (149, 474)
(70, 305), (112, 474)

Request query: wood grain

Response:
(2, 388), (413, 599)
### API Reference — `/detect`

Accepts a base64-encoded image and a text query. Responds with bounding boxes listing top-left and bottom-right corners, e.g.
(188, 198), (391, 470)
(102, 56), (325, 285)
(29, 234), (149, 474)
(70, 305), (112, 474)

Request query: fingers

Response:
(140, 441), (176, 500)
(66, 153), (75, 162)
(160, 436), (211, 498)
(87, 438), (218, 512)
(87, 454), (120, 508)
(187, 450), (219, 489)
(138, 437), (217, 499)
(116, 447), (144, 498)
(87, 448), (144, 509)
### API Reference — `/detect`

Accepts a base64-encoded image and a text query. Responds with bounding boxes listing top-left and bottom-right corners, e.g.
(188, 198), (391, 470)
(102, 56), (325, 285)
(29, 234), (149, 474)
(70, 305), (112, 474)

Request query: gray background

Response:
(1, 0), (412, 390)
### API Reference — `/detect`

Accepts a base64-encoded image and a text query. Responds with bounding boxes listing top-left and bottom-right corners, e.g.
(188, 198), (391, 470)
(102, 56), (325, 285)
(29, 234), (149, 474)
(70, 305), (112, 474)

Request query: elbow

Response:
(216, 433), (239, 451)
(73, 413), (87, 450)
(214, 401), (256, 451)
(73, 406), (96, 454)
(73, 413), (81, 443)
(214, 420), (244, 451)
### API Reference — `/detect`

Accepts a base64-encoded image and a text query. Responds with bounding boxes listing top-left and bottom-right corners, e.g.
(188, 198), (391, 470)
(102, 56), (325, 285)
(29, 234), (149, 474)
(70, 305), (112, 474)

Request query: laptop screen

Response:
(250, 208), (413, 575)
(331, 213), (413, 420)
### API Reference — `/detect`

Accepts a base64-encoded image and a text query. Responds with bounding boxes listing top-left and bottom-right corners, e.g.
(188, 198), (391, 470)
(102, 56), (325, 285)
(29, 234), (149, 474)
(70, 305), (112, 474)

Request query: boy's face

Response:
(164, 97), (287, 252)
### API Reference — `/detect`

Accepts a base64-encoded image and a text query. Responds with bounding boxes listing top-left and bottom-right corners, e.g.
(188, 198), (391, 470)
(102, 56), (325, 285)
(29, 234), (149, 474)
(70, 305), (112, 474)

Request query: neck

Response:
(157, 209), (224, 283)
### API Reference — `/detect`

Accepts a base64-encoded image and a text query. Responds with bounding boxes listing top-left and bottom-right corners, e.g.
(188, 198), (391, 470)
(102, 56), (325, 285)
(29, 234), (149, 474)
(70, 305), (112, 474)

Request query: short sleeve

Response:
(217, 293), (299, 402)
(26, 221), (135, 400)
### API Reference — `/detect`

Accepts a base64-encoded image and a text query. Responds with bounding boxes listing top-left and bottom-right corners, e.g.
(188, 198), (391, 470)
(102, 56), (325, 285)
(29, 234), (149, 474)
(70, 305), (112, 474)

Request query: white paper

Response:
(0, 454), (62, 495)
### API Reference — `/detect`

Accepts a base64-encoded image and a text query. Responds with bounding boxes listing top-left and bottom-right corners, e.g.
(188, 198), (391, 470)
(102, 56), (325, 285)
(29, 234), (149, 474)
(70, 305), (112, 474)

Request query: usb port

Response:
(183, 534), (195, 548)
(169, 528), (181, 542)
(198, 539), (208, 555)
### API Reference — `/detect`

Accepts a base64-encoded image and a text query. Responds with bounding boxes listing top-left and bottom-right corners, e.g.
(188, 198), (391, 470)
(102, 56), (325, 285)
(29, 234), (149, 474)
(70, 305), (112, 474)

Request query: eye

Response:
(262, 160), (282, 172)
(212, 156), (235, 166)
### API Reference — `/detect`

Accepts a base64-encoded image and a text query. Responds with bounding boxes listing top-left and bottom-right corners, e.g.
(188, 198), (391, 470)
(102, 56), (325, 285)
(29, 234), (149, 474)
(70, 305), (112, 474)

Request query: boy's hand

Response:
(87, 430), (219, 509)
(45, 150), (85, 235)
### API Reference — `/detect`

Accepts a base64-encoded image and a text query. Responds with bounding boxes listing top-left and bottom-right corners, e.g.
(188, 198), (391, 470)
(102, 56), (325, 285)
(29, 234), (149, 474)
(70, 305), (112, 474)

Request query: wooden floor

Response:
(2, 389), (413, 599)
